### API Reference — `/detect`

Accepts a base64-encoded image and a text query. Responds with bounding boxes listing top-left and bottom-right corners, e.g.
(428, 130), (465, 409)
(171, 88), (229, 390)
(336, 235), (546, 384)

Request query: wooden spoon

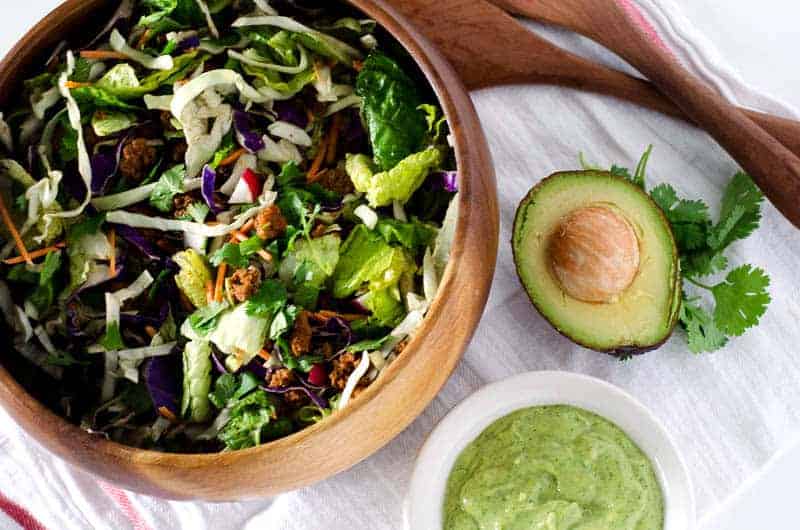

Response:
(391, 0), (800, 227)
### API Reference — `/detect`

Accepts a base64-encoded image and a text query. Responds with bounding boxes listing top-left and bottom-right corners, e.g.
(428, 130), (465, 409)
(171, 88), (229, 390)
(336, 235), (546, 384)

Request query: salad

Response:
(0, 0), (458, 452)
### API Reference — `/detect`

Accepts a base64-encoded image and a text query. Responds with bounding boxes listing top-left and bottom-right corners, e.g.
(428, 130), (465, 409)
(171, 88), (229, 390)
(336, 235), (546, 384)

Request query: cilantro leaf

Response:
(188, 301), (229, 336)
(707, 172), (764, 251)
(679, 295), (728, 354)
(246, 279), (288, 318)
(66, 213), (106, 246)
(210, 237), (263, 268)
(276, 161), (303, 187)
(209, 243), (249, 268)
(178, 202), (210, 223)
(28, 251), (63, 314)
(149, 165), (185, 212)
(711, 265), (771, 336)
(649, 183), (711, 254)
(209, 372), (260, 409)
(269, 305), (299, 340)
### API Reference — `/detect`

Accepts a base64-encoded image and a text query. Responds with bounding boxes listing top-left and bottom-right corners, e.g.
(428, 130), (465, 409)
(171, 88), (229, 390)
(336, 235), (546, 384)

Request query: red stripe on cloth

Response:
(0, 491), (48, 530)
(616, 0), (674, 56)
(100, 483), (153, 530)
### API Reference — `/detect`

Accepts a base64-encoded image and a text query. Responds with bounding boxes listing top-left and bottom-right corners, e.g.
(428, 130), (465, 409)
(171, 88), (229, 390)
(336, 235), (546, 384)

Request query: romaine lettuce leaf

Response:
(173, 248), (213, 308)
(278, 233), (341, 289)
(208, 303), (270, 371)
(181, 339), (212, 422)
(359, 287), (404, 327)
(345, 147), (442, 207)
(355, 53), (427, 170)
(332, 225), (415, 299)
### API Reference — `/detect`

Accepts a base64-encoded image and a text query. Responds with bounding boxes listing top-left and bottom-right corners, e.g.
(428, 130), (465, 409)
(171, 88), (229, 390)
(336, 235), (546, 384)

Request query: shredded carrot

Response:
(144, 325), (158, 338)
(307, 130), (330, 183)
(214, 263), (227, 303)
(0, 194), (31, 265)
(352, 60), (364, 72)
(325, 113), (343, 165)
(108, 228), (116, 278)
(137, 29), (152, 50)
(218, 147), (247, 167)
(205, 279), (214, 304)
(79, 50), (129, 61)
(239, 219), (255, 234)
(314, 310), (366, 322)
(158, 406), (177, 422)
(63, 81), (93, 89)
(3, 242), (65, 265)
(258, 349), (271, 361)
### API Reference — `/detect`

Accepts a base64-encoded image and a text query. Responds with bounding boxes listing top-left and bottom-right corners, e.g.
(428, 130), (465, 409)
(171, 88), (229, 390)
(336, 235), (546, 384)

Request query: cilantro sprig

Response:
(588, 147), (771, 353)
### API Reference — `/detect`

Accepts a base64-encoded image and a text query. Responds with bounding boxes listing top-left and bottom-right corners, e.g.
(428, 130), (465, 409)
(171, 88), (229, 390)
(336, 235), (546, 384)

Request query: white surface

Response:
(406, 372), (694, 529)
(0, 1), (799, 529)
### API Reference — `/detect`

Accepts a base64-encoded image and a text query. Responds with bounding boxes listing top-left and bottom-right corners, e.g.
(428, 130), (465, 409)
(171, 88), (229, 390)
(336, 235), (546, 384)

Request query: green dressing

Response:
(444, 405), (664, 530)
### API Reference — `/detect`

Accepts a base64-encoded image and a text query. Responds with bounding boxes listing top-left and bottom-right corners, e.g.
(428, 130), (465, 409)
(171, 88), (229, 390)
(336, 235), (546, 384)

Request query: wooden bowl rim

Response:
(0, 0), (498, 494)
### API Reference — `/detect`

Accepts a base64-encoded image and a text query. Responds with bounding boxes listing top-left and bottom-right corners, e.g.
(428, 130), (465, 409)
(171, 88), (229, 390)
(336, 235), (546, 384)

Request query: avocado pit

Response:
(548, 205), (640, 304)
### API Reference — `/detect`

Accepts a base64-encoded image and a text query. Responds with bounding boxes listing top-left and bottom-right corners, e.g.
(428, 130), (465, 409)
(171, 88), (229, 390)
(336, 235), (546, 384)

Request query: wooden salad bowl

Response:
(0, 0), (498, 499)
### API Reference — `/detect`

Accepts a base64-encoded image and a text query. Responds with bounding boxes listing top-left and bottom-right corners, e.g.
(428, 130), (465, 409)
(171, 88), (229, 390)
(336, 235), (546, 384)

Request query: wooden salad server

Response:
(390, 0), (800, 228)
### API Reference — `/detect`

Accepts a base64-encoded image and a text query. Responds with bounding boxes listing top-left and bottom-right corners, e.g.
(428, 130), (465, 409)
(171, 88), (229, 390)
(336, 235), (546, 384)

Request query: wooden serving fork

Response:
(392, 0), (800, 228)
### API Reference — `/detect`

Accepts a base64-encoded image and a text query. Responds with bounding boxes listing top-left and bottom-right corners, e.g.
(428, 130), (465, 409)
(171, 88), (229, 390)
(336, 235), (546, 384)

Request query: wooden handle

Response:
(492, 0), (800, 227)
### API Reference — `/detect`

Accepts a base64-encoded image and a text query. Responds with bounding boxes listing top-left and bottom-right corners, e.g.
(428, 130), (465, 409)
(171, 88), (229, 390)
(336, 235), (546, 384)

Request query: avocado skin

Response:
(511, 171), (681, 358)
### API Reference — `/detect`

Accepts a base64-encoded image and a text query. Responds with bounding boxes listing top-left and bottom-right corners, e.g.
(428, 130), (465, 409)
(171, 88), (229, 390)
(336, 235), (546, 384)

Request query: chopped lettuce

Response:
(173, 248), (213, 308)
(96, 53), (204, 100)
(181, 339), (212, 422)
(332, 224), (415, 299)
(359, 287), (404, 327)
(356, 53), (427, 170)
(231, 16), (363, 64)
(346, 148), (442, 207)
(278, 233), (341, 289)
(91, 110), (136, 137)
(208, 303), (270, 371)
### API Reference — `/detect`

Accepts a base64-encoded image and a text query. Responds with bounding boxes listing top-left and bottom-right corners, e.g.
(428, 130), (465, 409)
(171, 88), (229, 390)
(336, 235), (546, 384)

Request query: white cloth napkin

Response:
(2, 1), (800, 529)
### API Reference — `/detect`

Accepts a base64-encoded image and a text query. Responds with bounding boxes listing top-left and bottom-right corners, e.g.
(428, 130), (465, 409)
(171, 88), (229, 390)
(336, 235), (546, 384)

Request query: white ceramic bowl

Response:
(404, 371), (695, 529)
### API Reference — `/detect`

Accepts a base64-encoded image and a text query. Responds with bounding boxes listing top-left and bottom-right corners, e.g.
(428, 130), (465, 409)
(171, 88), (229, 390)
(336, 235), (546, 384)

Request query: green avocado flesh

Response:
(512, 171), (680, 354)
(443, 405), (665, 530)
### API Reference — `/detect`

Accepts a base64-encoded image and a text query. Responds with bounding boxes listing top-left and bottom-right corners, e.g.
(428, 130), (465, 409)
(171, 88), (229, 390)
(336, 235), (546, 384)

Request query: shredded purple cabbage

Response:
(211, 351), (228, 374)
(177, 35), (201, 52)
(144, 353), (181, 414)
(113, 224), (162, 260)
(201, 165), (222, 214)
(243, 357), (268, 379)
(272, 100), (308, 129)
(427, 170), (459, 193)
(91, 135), (129, 196)
(261, 385), (329, 409)
(233, 110), (266, 153)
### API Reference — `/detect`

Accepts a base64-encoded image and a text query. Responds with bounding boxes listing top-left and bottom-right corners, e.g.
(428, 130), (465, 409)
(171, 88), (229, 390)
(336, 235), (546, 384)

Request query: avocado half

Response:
(512, 171), (681, 356)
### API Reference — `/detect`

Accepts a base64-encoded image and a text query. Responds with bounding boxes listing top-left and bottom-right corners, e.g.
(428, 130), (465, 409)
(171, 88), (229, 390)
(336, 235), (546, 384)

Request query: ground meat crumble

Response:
(268, 368), (307, 408)
(229, 266), (262, 302)
(255, 204), (288, 240)
(290, 310), (312, 356)
(119, 138), (158, 182)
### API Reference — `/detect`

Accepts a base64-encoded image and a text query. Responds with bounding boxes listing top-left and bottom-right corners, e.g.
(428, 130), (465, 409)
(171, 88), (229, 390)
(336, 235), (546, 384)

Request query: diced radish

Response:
(308, 364), (327, 386)
(229, 168), (263, 204)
